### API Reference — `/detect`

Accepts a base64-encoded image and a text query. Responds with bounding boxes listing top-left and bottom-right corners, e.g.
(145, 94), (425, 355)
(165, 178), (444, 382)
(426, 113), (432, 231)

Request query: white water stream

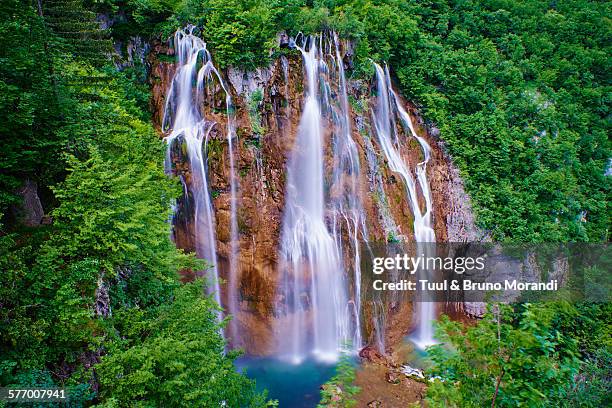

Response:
(162, 27), (239, 334)
(371, 62), (437, 349)
(277, 35), (368, 363)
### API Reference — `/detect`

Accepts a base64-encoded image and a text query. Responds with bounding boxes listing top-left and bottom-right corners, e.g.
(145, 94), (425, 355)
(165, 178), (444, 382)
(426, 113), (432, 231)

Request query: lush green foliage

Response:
(0, 1), (268, 406)
(553, 348), (612, 407)
(88, 0), (181, 40)
(248, 88), (265, 135)
(392, 0), (610, 242)
(317, 351), (360, 408)
(0, 0), (67, 214)
(95, 282), (270, 407)
(425, 303), (611, 407)
(173, 0), (281, 68)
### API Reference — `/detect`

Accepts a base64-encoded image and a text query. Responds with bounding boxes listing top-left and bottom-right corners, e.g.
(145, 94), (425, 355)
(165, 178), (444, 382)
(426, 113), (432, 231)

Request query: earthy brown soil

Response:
(354, 363), (426, 407)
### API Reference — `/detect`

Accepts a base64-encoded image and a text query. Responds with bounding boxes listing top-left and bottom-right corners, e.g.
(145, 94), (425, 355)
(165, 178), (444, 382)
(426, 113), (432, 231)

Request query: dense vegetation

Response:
(1, 0), (609, 407)
(0, 0), (269, 406)
(317, 351), (359, 407)
(426, 303), (611, 407)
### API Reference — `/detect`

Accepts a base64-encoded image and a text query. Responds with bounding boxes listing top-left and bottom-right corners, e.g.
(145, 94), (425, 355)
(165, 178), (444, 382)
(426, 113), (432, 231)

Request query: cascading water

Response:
(371, 62), (437, 349)
(163, 26), (439, 363)
(327, 33), (367, 350)
(276, 34), (364, 363)
(225, 89), (240, 343)
(162, 27), (240, 334)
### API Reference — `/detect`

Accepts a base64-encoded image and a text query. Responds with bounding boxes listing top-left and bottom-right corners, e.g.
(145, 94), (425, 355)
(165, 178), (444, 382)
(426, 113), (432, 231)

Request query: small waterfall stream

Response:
(162, 27), (239, 333)
(225, 90), (241, 343)
(371, 62), (437, 349)
(328, 33), (367, 352)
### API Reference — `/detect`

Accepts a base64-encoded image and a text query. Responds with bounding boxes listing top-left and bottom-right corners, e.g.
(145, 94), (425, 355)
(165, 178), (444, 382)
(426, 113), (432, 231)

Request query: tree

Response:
(424, 303), (601, 407)
(95, 282), (271, 407)
(0, 0), (67, 218)
(318, 349), (360, 408)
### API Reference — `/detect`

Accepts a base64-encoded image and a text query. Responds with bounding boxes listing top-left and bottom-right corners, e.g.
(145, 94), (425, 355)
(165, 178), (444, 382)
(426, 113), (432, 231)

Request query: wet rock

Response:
(429, 125), (441, 138)
(443, 161), (487, 242)
(227, 64), (274, 96)
(149, 57), (177, 129)
(148, 40), (484, 356)
(113, 36), (149, 70)
(96, 13), (113, 30)
(215, 209), (231, 243)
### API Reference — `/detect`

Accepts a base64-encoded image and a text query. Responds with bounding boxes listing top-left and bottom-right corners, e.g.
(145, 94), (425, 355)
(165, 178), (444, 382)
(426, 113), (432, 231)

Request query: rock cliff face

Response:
(148, 41), (481, 356)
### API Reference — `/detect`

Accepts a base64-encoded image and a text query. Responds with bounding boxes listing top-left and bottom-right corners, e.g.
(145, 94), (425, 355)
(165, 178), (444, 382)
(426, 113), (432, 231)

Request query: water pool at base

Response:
(236, 357), (337, 407)
(235, 342), (430, 406)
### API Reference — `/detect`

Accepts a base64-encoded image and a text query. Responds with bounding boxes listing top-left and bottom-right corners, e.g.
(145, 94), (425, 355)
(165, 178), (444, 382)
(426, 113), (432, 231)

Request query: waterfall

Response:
(371, 62), (437, 349)
(277, 34), (364, 363)
(162, 27), (439, 356)
(162, 27), (239, 332)
(361, 131), (398, 354)
(225, 88), (240, 344)
(328, 33), (366, 350)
